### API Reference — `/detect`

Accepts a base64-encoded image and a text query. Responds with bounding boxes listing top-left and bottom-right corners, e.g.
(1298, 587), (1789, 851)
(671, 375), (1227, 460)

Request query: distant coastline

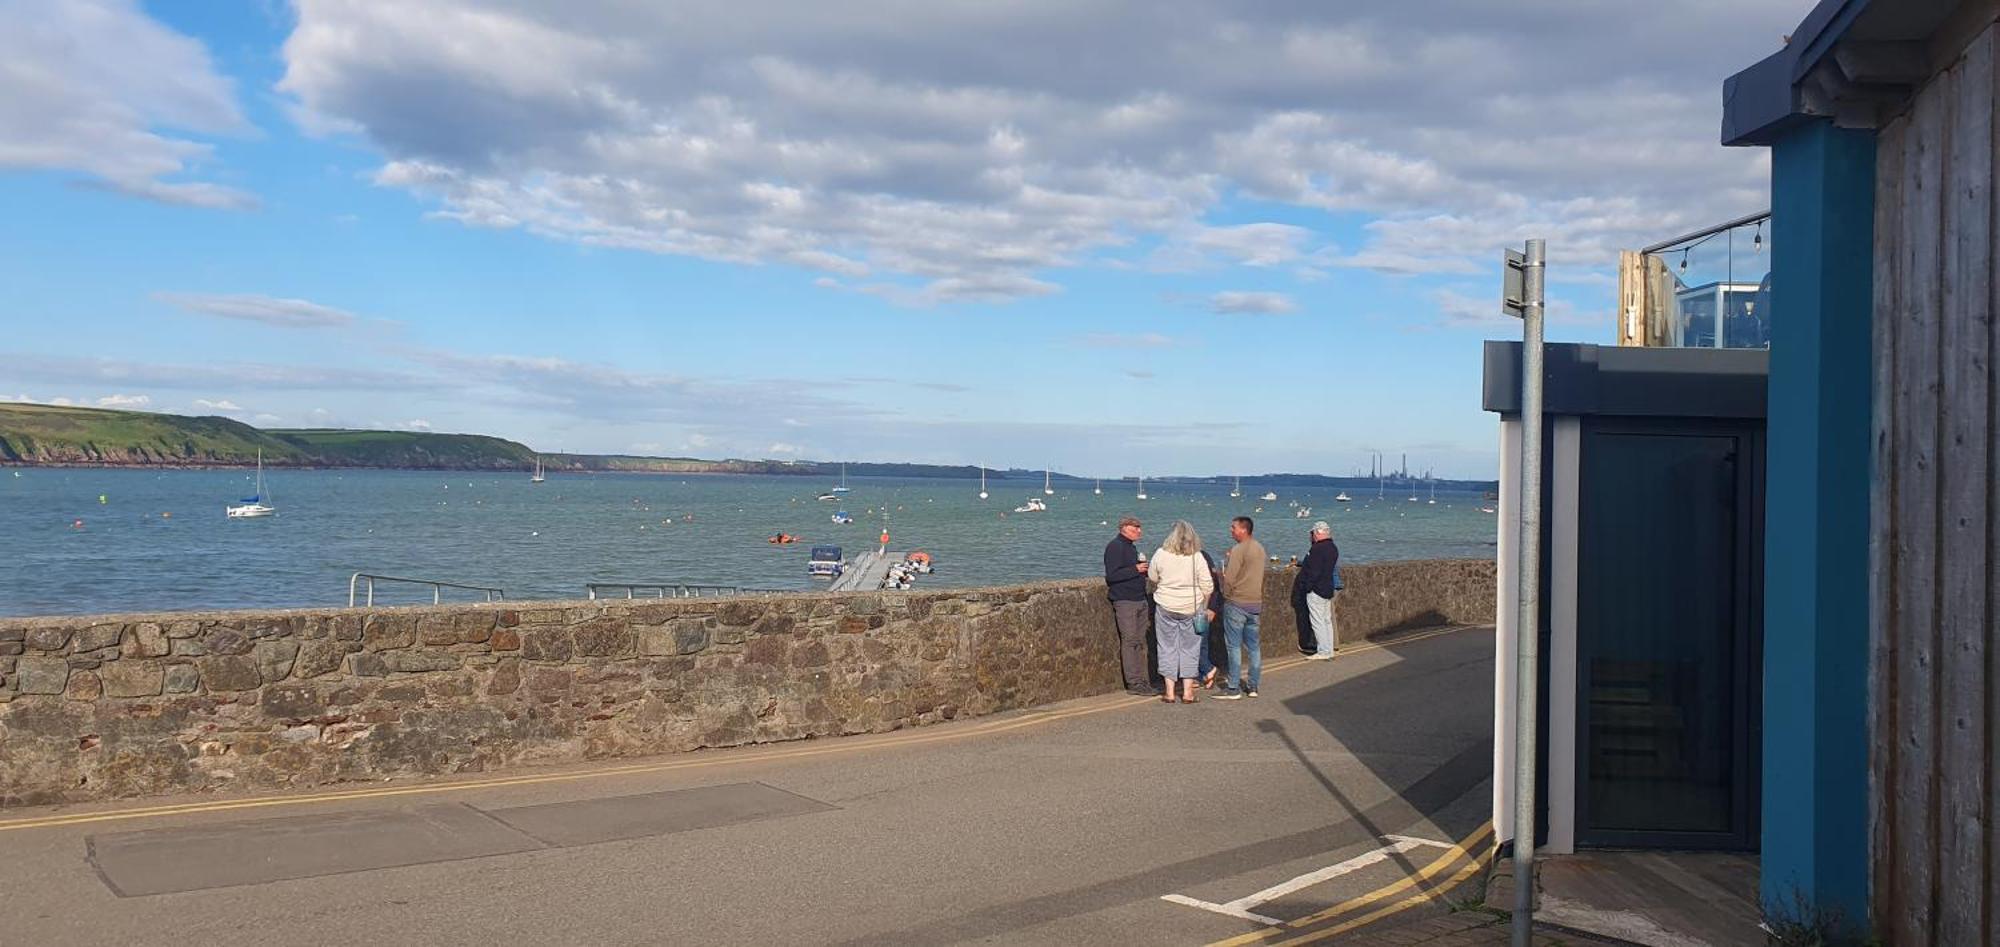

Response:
(0, 403), (1497, 488)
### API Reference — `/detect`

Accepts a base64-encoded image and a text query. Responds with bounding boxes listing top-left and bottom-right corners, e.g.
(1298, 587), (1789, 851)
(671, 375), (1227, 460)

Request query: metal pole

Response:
(1511, 238), (1546, 946)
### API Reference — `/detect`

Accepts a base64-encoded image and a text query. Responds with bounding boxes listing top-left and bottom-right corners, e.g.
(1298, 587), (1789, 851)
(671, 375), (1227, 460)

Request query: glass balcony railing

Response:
(1625, 211), (1771, 350)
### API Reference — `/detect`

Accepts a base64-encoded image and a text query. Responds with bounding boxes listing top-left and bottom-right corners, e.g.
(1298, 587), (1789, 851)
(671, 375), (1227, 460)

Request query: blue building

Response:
(1724, 0), (1993, 940)
(1486, 2), (1995, 941)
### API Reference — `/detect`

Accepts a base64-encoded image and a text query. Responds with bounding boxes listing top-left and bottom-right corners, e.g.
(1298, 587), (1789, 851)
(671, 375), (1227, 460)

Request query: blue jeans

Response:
(1222, 602), (1262, 692)
(1195, 612), (1213, 680)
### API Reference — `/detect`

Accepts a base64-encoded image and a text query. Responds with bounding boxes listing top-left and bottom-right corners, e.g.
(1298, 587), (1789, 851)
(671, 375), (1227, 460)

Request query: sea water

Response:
(0, 469), (1497, 617)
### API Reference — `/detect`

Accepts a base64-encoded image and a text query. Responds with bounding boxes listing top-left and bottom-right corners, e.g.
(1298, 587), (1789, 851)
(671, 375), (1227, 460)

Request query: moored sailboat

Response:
(226, 450), (275, 518)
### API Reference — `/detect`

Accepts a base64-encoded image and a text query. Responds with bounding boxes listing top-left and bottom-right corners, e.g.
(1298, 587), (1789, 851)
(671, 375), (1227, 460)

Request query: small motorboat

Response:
(808, 545), (845, 578)
(816, 493), (839, 502)
(1011, 497), (1047, 513)
(1335, 492), (1352, 502)
(1260, 492), (1278, 501)
(1294, 507), (1313, 518)
(831, 510), (854, 524)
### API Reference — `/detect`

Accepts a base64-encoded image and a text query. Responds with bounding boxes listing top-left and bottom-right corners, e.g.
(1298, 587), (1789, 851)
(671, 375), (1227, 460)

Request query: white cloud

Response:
(1428, 287), (1514, 329)
(192, 398), (244, 412)
(1149, 222), (1322, 272)
(0, 0), (254, 208)
(1209, 291), (1296, 315)
(154, 291), (357, 328)
(1428, 286), (1592, 329)
(765, 443), (803, 455)
(94, 393), (151, 408)
(278, 1), (1792, 302)
(393, 418), (432, 431)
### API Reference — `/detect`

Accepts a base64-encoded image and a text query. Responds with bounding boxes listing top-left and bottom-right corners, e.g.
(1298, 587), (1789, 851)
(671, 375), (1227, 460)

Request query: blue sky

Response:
(0, 1), (1799, 479)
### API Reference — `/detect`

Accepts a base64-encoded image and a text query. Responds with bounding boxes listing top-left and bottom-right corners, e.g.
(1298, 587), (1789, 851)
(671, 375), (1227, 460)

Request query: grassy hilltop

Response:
(0, 403), (534, 470)
(0, 404), (849, 474)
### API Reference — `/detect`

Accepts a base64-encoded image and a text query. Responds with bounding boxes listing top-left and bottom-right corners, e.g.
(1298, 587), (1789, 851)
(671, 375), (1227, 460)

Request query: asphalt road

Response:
(0, 624), (1496, 946)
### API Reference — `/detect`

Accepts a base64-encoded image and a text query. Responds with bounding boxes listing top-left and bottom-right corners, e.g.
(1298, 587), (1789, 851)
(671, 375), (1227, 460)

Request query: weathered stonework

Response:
(0, 559), (1493, 807)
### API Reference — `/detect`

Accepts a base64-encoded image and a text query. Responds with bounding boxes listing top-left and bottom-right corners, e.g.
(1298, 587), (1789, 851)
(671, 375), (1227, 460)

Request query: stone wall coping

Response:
(0, 558), (1493, 627)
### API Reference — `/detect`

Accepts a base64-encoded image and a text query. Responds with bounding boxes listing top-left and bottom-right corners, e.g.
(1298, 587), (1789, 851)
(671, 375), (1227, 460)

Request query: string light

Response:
(1680, 249), (1689, 273)
(1753, 221), (1763, 252)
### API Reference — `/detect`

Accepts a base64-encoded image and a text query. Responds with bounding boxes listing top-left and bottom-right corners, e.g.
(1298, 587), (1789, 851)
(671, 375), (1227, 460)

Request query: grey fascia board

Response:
(1483, 341), (1768, 419)
(1720, 0), (1878, 147)
(1723, 48), (1808, 147)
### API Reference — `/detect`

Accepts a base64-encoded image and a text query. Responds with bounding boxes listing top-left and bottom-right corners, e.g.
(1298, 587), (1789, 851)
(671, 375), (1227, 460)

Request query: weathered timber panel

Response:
(1871, 22), (2000, 945)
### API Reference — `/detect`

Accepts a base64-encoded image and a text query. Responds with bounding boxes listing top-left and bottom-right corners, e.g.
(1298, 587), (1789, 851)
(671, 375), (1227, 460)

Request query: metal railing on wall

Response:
(585, 583), (782, 600)
(348, 573), (506, 607)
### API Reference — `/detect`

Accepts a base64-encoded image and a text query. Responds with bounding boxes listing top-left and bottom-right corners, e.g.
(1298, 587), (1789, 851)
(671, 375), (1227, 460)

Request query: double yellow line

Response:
(1207, 822), (1497, 946)
(0, 624), (1473, 835)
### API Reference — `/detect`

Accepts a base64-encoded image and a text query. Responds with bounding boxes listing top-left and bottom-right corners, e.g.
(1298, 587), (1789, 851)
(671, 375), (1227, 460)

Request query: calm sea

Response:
(0, 469), (1497, 617)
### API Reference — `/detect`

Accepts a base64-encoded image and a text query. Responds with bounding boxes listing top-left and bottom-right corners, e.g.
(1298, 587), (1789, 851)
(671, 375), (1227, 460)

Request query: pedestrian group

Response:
(1103, 515), (1340, 703)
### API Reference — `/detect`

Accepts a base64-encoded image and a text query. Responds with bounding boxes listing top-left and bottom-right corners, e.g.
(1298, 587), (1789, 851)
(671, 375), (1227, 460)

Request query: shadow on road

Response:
(843, 625), (1496, 945)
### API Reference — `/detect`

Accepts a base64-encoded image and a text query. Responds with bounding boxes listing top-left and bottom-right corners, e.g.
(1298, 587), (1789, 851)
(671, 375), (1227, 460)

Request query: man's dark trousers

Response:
(1112, 600), (1152, 690)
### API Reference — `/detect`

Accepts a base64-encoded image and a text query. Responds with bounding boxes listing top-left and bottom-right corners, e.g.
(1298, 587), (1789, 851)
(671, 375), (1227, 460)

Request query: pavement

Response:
(0, 624), (1498, 946)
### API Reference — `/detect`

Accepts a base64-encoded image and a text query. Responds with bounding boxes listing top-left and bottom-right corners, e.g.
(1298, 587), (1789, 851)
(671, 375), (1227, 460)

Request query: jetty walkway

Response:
(0, 624), (1496, 945)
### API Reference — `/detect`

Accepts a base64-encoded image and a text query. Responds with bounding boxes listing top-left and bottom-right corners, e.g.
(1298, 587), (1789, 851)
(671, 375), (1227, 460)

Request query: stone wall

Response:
(0, 558), (1493, 807)
(1261, 557), (1499, 651)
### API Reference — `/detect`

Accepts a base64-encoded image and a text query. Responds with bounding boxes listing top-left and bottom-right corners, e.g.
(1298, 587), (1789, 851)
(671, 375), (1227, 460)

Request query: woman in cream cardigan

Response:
(1148, 520), (1216, 704)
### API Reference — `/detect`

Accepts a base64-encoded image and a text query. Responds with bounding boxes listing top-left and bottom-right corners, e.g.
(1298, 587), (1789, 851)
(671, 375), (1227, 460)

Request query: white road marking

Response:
(1159, 895), (1284, 926)
(1160, 835), (1456, 925)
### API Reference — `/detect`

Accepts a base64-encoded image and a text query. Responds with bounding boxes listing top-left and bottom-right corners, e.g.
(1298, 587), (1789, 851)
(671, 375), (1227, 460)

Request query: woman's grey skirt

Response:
(1154, 606), (1201, 679)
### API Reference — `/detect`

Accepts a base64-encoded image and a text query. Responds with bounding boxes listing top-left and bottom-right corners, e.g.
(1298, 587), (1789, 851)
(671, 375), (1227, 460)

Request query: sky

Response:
(0, 0), (1802, 479)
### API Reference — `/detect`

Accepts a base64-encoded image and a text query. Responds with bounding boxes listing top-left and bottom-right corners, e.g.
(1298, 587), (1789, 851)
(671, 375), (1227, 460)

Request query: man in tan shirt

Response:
(1213, 516), (1267, 699)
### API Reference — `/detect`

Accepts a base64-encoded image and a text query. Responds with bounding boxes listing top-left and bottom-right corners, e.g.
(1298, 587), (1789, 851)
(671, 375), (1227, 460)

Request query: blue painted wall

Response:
(1761, 120), (1874, 926)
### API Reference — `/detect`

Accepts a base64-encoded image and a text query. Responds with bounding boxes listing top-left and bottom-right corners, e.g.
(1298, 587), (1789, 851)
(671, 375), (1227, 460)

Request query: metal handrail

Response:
(585, 583), (780, 600)
(349, 572), (505, 607)
(1641, 209), (1771, 255)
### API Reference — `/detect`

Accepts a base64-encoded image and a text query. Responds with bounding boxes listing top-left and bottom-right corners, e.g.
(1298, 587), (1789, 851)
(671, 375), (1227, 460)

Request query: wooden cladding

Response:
(1870, 22), (2000, 947)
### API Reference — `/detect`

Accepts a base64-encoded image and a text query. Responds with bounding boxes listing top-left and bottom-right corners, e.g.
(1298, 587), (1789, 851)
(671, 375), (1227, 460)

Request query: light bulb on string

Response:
(1680, 249), (1689, 273)
(1753, 222), (1763, 252)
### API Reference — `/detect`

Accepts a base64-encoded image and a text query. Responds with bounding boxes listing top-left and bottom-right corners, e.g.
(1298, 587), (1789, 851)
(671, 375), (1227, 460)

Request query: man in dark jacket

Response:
(1104, 516), (1156, 694)
(1290, 521), (1339, 659)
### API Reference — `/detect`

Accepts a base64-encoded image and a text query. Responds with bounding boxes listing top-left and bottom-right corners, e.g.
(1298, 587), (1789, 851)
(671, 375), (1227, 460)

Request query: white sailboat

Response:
(1230, 476), (1242, 498)
(1136, 475), (1148, 501)
(226, 450), (275, 518)
(1043, 467), (1055, 496)
(1428, 479), (1437, 504)
(978, 466), (988, 500)
(831, 463), (850, 495)
(531, 455), (545, 483)
(1093, 479), (1102, 496)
